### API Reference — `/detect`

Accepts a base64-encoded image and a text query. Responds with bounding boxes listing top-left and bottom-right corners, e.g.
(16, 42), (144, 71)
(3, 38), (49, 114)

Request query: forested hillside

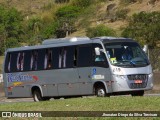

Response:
(0, 0), (160, 55)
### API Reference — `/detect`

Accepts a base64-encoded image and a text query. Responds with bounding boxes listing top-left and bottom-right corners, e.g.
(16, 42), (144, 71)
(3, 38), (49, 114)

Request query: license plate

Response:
(134, 80), (142, 84)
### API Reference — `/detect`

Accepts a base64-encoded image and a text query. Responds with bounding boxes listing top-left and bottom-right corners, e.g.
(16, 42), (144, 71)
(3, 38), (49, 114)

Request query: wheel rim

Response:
(97, 88), (105, 97)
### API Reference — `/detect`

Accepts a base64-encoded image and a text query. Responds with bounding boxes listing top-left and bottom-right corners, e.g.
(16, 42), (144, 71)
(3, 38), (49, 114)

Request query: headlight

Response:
(148, 73), (153, 78)
(113, 74), (126, 80)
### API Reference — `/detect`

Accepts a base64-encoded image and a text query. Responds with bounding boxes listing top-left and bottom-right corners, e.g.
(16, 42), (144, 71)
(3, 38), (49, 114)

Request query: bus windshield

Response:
(104, 42), (150, 67)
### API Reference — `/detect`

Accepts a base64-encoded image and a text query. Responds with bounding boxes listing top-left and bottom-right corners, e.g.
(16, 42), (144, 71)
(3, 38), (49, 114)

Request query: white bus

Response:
(3, 37), (153, 101)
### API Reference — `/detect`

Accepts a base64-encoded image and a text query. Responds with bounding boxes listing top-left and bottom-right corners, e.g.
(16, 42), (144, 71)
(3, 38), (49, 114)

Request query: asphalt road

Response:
(0, 97), (34, 104)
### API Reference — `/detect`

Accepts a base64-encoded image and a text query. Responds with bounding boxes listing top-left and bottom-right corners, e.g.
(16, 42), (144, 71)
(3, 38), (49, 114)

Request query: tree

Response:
(122, 11), (160, 47)
(55, 5), (80, 37)
(86, 24), (116, 38)
(24, 17), (43, 45)
(0, 5), (23, 55)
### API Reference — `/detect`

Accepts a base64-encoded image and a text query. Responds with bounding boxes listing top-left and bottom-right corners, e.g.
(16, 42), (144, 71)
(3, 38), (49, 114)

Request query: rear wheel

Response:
(33, 89), (43, 102)
(131, 90), (144, 96)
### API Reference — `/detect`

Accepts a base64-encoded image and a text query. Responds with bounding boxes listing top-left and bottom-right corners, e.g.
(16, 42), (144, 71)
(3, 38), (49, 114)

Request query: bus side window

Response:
(17, 52), (24, 71)
(93, 44), (109, 68)
(77, 44), (92, 67)
(66, 46), (75, 68)
(52, 48), (60, 69)
(37, 49), (46, 70)
(10, 52), (18, 72)
(44, 49), (52, 69)
(30, 50), (38, 71)
(23, 51), (32, 71)
(74, 47), (77, 67)
(5, 53), (11, 73)
(58, 47), (67, 68)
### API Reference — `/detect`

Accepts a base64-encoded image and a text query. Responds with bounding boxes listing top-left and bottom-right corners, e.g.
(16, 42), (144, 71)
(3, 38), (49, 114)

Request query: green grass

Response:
(0, 97), (160, 119)
(0, 96), (160, 111)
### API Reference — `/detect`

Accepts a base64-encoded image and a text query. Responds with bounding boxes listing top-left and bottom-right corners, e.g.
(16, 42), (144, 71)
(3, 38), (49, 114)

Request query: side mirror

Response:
(95, 47), (100, 56)
(143, 45), (148, 53)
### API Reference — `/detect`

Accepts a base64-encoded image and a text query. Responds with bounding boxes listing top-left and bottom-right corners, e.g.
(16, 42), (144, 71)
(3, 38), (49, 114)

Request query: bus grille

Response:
(127, 74), (148, 80)
(127, 74), (148, 89)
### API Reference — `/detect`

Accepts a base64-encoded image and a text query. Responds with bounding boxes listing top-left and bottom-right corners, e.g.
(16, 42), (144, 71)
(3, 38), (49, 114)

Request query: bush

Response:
(71, 0), (94, 8)
(55, 0), (70, 3)
(41, 22), (59, 39)
(86, 24), (116, 38)
(56, 5), (80, 19)
(115, 8), (130, 20)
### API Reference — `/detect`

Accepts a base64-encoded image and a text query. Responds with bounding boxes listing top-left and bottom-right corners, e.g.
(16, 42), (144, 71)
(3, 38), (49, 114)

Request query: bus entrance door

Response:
(91, 67), (112, 94)
(77, 67), (93, 95)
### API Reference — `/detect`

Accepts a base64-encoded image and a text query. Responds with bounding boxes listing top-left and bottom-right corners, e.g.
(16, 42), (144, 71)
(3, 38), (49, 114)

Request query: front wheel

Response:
(96, 87), (107, 97)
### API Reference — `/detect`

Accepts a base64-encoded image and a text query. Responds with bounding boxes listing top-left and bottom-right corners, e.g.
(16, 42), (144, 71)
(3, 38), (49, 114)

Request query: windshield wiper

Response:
(130, 60), (136, 66)
(130, 60), (149, 67)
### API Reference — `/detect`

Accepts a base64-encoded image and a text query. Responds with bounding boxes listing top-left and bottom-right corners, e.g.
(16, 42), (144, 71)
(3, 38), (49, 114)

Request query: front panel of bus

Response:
(103, 41), (153, 93)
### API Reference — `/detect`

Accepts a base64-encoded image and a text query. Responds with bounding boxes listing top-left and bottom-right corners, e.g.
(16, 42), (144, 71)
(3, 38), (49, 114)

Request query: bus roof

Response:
(42, 37), (90, 45)
(91, 36), (133, 41)
(6, 36), (135, 52)
(6, 37), (91, 52)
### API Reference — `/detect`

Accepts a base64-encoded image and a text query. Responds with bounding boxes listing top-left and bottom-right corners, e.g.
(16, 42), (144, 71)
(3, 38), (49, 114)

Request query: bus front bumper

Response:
(111, 73), (153, 92)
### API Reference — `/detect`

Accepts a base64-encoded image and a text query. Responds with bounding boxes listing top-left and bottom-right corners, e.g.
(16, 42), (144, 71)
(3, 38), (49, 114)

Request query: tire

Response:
(131, 90), (144, 96)
(96, 86), (107, 97)
(33, 89), (43, 102)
